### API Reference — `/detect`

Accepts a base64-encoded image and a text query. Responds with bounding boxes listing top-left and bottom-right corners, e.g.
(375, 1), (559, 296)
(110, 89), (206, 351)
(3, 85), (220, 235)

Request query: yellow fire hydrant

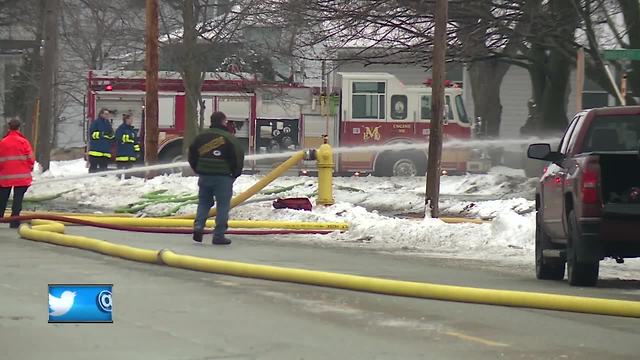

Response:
(316, 136), (335, 206)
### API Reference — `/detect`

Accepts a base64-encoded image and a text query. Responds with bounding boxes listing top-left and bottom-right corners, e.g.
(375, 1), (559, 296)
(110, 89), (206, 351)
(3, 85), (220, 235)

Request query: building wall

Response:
(0, 54), (24, 122)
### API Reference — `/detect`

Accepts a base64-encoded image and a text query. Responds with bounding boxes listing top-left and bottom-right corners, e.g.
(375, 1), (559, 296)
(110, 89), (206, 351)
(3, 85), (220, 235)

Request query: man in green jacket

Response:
(188, 111), (245, 245)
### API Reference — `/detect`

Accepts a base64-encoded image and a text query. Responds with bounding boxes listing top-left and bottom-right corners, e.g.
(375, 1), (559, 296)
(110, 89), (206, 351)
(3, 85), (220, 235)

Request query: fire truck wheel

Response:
(375, 153), (425, 177)
(391, 158), (419, 177)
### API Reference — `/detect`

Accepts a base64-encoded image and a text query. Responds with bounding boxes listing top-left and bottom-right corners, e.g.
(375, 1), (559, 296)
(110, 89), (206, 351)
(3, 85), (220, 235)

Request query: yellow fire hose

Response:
(18, 219), (640, 318)
(59, 216), (349, 231)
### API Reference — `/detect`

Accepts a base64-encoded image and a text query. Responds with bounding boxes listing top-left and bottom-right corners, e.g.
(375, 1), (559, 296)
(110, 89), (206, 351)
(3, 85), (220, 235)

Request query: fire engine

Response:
(86, 70), (490, 175)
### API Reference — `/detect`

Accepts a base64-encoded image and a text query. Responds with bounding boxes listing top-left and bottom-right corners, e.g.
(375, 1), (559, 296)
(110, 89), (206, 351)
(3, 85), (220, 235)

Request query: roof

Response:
(337, 72), (396, 79)
(89, 70), (257, 81)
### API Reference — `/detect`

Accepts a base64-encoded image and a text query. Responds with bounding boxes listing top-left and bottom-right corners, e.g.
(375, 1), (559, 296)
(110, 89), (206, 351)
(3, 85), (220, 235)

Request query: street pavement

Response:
(1, 226), (639, 360)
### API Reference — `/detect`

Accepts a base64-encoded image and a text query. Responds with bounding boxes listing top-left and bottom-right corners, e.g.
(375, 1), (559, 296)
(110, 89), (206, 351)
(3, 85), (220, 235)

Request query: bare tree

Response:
(1, 0), (44, 143)
(55, 0), (145, 149)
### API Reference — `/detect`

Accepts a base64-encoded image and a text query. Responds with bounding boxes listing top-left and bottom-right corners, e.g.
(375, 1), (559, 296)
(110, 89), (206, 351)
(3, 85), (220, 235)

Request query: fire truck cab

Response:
(313, 72), (490, 176)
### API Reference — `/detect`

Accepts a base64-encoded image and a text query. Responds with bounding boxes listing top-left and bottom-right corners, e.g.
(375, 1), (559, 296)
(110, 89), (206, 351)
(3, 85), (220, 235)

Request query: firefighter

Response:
(0, 118), (35, 228)
(115, 113), (141, 172)
(88, 108), (115, 173)
(188, 111), (245, 245)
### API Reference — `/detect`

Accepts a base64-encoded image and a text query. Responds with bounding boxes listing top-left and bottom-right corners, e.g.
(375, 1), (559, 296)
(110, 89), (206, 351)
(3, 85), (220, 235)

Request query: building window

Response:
(352, 81), (385, 119)
(390, 95), (407, 120)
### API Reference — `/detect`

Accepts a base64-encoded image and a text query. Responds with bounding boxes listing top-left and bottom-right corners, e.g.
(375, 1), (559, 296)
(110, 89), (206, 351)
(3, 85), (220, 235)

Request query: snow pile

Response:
(29, 162), (537, 215)
(222, 200), (536, 259)
(440, 167), (537, 198)
(440, 198), (534, 219)
(35, 159), (88, 178)
(28, 160), (537, 258)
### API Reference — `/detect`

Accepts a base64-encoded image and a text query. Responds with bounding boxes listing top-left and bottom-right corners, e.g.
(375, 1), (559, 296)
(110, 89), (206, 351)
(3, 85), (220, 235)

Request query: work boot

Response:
(192, 230), (203, 243)
(212, 236), (231, 245)
(9, 221), (20, 229)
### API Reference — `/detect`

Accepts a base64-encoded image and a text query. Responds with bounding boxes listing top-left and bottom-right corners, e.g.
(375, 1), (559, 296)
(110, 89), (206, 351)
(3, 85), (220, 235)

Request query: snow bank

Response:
(28, 160), (539, 261)
(225, 201), (536, 260)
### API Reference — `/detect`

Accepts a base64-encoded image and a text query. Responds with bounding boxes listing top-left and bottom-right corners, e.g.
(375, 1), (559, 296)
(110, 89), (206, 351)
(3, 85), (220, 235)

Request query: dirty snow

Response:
(25, 159), (640, 280)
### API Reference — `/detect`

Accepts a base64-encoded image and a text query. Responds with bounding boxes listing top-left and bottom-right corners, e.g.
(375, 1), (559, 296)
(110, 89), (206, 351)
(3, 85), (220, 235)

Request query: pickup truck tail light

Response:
(581, 161), (600, 204)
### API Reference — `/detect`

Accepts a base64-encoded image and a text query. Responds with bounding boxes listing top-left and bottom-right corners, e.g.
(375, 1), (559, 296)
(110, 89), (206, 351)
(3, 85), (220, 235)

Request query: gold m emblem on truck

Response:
(363, 126), (382, 141)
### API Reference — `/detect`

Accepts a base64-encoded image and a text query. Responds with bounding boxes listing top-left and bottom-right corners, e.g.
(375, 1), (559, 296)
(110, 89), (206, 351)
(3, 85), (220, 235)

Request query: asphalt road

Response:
(1, 226), (639, 360)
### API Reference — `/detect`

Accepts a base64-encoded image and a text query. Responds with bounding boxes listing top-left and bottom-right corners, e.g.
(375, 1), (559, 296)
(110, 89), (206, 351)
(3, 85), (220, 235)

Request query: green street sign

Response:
(603, 49), (640, 61)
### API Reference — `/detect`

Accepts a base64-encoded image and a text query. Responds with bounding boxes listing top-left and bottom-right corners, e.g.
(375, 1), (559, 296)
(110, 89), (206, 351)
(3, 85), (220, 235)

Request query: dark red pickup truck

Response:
(528, 106), (640, 286)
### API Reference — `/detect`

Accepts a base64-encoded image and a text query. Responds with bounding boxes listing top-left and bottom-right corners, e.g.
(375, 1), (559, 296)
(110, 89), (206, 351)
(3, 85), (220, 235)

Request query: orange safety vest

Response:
(0, 130), (35, 187)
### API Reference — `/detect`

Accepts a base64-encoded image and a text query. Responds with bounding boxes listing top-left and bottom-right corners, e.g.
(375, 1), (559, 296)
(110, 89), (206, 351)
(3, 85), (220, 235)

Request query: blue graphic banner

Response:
(48, 284), (113, 323)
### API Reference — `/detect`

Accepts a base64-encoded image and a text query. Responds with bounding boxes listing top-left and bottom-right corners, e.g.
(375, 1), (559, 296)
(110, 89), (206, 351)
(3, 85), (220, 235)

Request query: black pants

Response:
(0, 186), (29, 227)
(89, 156), (110, 173)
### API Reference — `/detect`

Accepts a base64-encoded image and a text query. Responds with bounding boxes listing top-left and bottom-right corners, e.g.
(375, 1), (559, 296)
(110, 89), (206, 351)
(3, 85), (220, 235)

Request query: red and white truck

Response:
(86, 70), (490, 175)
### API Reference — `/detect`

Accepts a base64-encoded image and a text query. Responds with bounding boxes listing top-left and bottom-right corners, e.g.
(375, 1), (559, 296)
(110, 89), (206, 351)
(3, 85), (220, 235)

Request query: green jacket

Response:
(187, 125), (245, 177)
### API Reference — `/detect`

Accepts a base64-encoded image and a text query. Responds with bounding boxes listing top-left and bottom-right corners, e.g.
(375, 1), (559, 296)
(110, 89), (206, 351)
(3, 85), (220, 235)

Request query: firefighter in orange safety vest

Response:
(0, 118), (35, 228)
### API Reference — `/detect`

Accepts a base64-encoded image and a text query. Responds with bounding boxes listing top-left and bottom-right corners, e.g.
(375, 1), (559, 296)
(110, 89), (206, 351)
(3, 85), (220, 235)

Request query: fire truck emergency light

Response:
(105, 84), (113, 91)
(423, 79), (458, 88)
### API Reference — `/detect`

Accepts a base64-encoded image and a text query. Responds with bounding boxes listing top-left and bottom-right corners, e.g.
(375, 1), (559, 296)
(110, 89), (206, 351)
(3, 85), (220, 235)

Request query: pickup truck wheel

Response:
(567, 210), (599, 286)
(535, 214), (565, 280)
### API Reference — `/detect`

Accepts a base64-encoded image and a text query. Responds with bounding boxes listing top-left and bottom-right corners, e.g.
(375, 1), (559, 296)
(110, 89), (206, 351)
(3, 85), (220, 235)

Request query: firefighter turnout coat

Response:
(115, 123), (141, 162)
(88, 116), (115, 158)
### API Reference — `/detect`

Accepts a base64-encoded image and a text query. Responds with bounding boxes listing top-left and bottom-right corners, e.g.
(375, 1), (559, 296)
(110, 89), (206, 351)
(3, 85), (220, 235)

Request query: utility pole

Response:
(145, 0), (160, 165)
(575, 47), (585, 112)
(425, 0), (448, 218)
(37, 0), (60, 172)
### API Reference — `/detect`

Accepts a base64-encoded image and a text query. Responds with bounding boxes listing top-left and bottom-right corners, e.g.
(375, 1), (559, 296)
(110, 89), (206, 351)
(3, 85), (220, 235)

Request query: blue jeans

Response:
(194, 175), (234, 239)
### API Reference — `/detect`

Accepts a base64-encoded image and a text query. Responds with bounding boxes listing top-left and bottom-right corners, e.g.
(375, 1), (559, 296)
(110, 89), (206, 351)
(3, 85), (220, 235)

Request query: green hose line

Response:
(141, 189), (169, 199)
(18, 219), (640, 319)
(155, 200), (200, 217)
(18, 189), (77, 204)
(116, 194), (200, 213)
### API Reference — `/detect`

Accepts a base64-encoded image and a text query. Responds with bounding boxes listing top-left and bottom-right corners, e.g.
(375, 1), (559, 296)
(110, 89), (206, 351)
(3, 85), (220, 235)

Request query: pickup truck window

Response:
(582, 115), (640, 152)
(567, 115), (586, 154)
(559, 117), (579, 154)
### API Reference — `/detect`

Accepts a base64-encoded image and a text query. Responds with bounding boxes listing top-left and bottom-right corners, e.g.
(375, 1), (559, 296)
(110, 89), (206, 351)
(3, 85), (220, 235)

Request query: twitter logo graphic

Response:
(49, 291), (76, 317)
(48, 284), (113, 323)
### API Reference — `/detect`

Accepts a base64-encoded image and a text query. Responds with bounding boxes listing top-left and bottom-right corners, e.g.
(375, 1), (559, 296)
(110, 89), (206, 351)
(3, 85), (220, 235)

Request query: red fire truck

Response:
(86, 70), (489, 175)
